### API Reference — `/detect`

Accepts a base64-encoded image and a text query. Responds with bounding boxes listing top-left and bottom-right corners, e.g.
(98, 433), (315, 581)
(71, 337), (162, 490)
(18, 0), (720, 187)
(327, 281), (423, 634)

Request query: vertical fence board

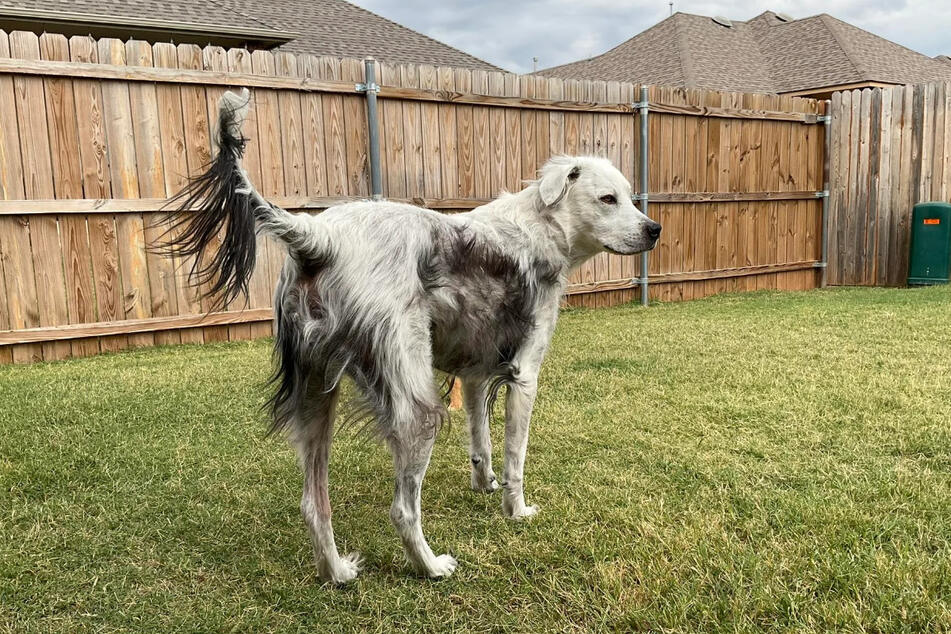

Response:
(438, 66), (459, 198)
(400, 63), (425, 198)
(11, 31), (71, 361)
(128, 39), (183, 346)
(251, 50), (290, 297)
(0, 30), (42, 363)
(487, 71), (506, 197)
(179, 43), (221, 342)
(39, 33), (100, 358)
(380, 62), (406, 198)
(418, 64), (442, 199)
(455, 68), (475, 199)
(68, 35), (126, 352)
(100, 37), (154, 349)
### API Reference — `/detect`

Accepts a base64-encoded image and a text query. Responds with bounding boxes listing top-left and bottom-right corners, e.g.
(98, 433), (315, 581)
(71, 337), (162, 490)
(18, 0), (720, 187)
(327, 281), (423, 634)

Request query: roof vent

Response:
(776, 12), (793, 22)
(712, 15), (733, 28)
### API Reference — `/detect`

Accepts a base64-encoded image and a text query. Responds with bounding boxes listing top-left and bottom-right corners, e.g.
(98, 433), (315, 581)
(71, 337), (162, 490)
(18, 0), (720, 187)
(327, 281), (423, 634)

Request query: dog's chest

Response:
(421, 222), (562, 375)
(427, 273), (558, 375)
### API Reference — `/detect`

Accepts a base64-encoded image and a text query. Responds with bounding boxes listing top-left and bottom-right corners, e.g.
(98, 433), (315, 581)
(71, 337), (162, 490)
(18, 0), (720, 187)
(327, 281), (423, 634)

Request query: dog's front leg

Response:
(462, 377), (499, 492)
(501, 376), (539, 520)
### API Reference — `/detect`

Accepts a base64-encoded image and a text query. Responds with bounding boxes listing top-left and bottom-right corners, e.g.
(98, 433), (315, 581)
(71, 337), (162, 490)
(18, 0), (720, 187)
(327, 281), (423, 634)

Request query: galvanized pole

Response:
(638, 85), (650, 306)
(819, 100), (832, 287)
(361, 57), (384, 200)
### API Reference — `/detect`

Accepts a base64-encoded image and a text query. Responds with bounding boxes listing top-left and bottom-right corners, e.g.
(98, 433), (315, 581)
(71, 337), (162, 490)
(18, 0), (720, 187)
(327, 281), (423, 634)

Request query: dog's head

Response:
(536, 156), (661, 258)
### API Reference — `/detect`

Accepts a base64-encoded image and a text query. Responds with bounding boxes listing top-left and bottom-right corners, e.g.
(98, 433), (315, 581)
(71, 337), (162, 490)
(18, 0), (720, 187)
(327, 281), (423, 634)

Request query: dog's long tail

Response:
(155, 88), (317, 307)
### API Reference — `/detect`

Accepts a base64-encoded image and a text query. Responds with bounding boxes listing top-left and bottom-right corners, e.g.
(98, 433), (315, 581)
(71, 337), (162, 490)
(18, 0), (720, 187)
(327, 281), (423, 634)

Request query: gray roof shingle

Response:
(0, 0), (276, 33)
(538, 11), (951, 94)
(216, 0), (499, 70)
(0, 0), (500, 71)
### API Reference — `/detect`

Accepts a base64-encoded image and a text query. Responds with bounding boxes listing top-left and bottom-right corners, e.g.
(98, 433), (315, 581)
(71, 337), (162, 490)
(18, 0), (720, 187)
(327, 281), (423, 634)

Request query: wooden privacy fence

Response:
(0, 29), (826, 364)
(827, 82), (951, 286)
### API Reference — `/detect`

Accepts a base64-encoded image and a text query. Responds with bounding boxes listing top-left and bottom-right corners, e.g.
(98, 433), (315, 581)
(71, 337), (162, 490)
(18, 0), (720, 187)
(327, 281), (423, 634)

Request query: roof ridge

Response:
(747, 18), (779, 91)
(336, 0), (500, 71)
(824, 12), (948, 73)
(537, 13), (679, 76)
(672, 14), (695, 88)
(819, 13), (868, 80)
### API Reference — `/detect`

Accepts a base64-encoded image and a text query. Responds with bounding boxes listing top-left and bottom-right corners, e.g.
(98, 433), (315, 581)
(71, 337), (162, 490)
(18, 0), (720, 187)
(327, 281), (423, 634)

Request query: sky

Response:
(354, 0), (951, 73)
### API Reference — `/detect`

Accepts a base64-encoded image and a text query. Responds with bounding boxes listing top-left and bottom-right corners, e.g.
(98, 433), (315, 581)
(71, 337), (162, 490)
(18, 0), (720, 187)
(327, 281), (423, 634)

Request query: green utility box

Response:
(908, 202), (951, 285)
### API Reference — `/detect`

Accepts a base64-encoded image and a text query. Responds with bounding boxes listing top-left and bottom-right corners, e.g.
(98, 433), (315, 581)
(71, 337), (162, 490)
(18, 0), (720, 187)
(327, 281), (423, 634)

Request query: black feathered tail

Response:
(154, 88), (310, 309)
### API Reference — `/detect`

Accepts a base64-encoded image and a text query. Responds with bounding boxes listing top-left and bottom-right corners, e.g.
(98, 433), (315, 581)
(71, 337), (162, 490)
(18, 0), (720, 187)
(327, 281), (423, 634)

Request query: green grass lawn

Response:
(3, 287), (951, 632)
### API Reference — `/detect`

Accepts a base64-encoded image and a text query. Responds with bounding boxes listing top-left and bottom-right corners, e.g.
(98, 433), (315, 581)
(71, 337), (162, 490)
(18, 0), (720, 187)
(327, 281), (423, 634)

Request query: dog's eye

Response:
(599, 194), (617, 205)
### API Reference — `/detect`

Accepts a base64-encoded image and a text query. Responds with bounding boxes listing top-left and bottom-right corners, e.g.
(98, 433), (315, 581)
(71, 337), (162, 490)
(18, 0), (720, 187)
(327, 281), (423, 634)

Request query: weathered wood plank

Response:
(890, 85), (914, 286)
(298, 55), (329, 197)
(67, 35), (126, 352)
(128, 39), (183, 346)
(179, 43), (221, 342)
(318, 56), (348, 197)
(11, 30), (71, 360)
(341, 58), (369, 198)
(39, 33), (100, 358)
(472, 70), (491, 200)
(251, 49), (290, 298)
(153, 42), (200, 344)
(487, 71), (506, 197)
(100, 37), (154, 349)
(418, 64), (442, 199)
(455, 68), (475, 199)
(400, 63), (425, 198)
(874, 88), (893, 286)
(0, 308), (273, 344)
(567, 261), (820, 294)
(0, 30), (42, 363)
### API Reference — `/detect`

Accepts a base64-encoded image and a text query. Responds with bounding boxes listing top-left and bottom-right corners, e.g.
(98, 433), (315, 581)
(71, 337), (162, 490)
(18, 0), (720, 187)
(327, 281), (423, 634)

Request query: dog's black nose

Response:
(646, 221), (662, 240)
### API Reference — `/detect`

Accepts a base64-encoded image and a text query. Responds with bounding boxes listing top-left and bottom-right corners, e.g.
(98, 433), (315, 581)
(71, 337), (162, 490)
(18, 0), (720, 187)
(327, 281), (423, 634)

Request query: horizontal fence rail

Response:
(0, 56), (826, 122)
(0, 29), (825, 364)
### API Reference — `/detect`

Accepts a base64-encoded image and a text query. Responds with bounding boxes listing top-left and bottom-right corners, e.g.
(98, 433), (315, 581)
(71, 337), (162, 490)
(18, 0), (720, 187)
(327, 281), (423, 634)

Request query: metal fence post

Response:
(359, 57), (383, 200)
(638, 85), (650, 306)
(819, 100), (832, 287)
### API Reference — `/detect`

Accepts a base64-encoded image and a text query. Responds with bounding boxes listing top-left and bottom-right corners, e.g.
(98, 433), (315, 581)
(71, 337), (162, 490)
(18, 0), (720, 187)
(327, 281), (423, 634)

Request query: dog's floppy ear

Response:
(538, 162), (581, 207)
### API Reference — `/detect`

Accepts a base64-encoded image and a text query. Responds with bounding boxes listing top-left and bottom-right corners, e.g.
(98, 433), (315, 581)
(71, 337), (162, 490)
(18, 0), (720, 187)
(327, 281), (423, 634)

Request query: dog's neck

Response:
(470, 186), (607, 279)
(518, 188), (605, 271)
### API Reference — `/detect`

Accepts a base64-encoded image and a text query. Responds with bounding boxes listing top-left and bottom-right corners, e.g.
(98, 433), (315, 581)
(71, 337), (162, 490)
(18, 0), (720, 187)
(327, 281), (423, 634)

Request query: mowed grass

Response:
(3, 287), (951, 632)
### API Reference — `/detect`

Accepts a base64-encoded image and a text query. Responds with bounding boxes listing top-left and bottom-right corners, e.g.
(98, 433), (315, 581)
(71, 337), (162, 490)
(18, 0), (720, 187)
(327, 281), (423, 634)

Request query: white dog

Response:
(160, 89), (661, 583)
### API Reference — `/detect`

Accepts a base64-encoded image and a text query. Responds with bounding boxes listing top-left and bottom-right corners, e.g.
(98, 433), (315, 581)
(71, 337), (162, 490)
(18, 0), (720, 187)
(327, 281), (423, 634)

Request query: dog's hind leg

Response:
(293, 388), (361, 584)
(462, 377), (499, 493)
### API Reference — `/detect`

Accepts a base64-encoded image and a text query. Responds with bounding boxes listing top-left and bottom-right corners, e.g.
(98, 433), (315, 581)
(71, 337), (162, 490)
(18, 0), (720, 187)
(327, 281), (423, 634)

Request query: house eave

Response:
(0, 6), (296, 50)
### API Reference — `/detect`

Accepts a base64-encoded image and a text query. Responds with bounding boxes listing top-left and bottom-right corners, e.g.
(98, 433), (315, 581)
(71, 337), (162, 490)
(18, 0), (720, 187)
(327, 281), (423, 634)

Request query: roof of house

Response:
(537, 11), (951, 94)
(0, 0), (500, 71)
(216, 0), (499, 70)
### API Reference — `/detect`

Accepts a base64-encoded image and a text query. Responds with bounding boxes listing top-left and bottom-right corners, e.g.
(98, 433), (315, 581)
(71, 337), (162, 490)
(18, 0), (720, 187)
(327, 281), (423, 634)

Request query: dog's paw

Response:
(471, 472), (500, 493)
(426, 554), (458, 579)
(505, 504), (540, 521)
(322, 551), (362, 585)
